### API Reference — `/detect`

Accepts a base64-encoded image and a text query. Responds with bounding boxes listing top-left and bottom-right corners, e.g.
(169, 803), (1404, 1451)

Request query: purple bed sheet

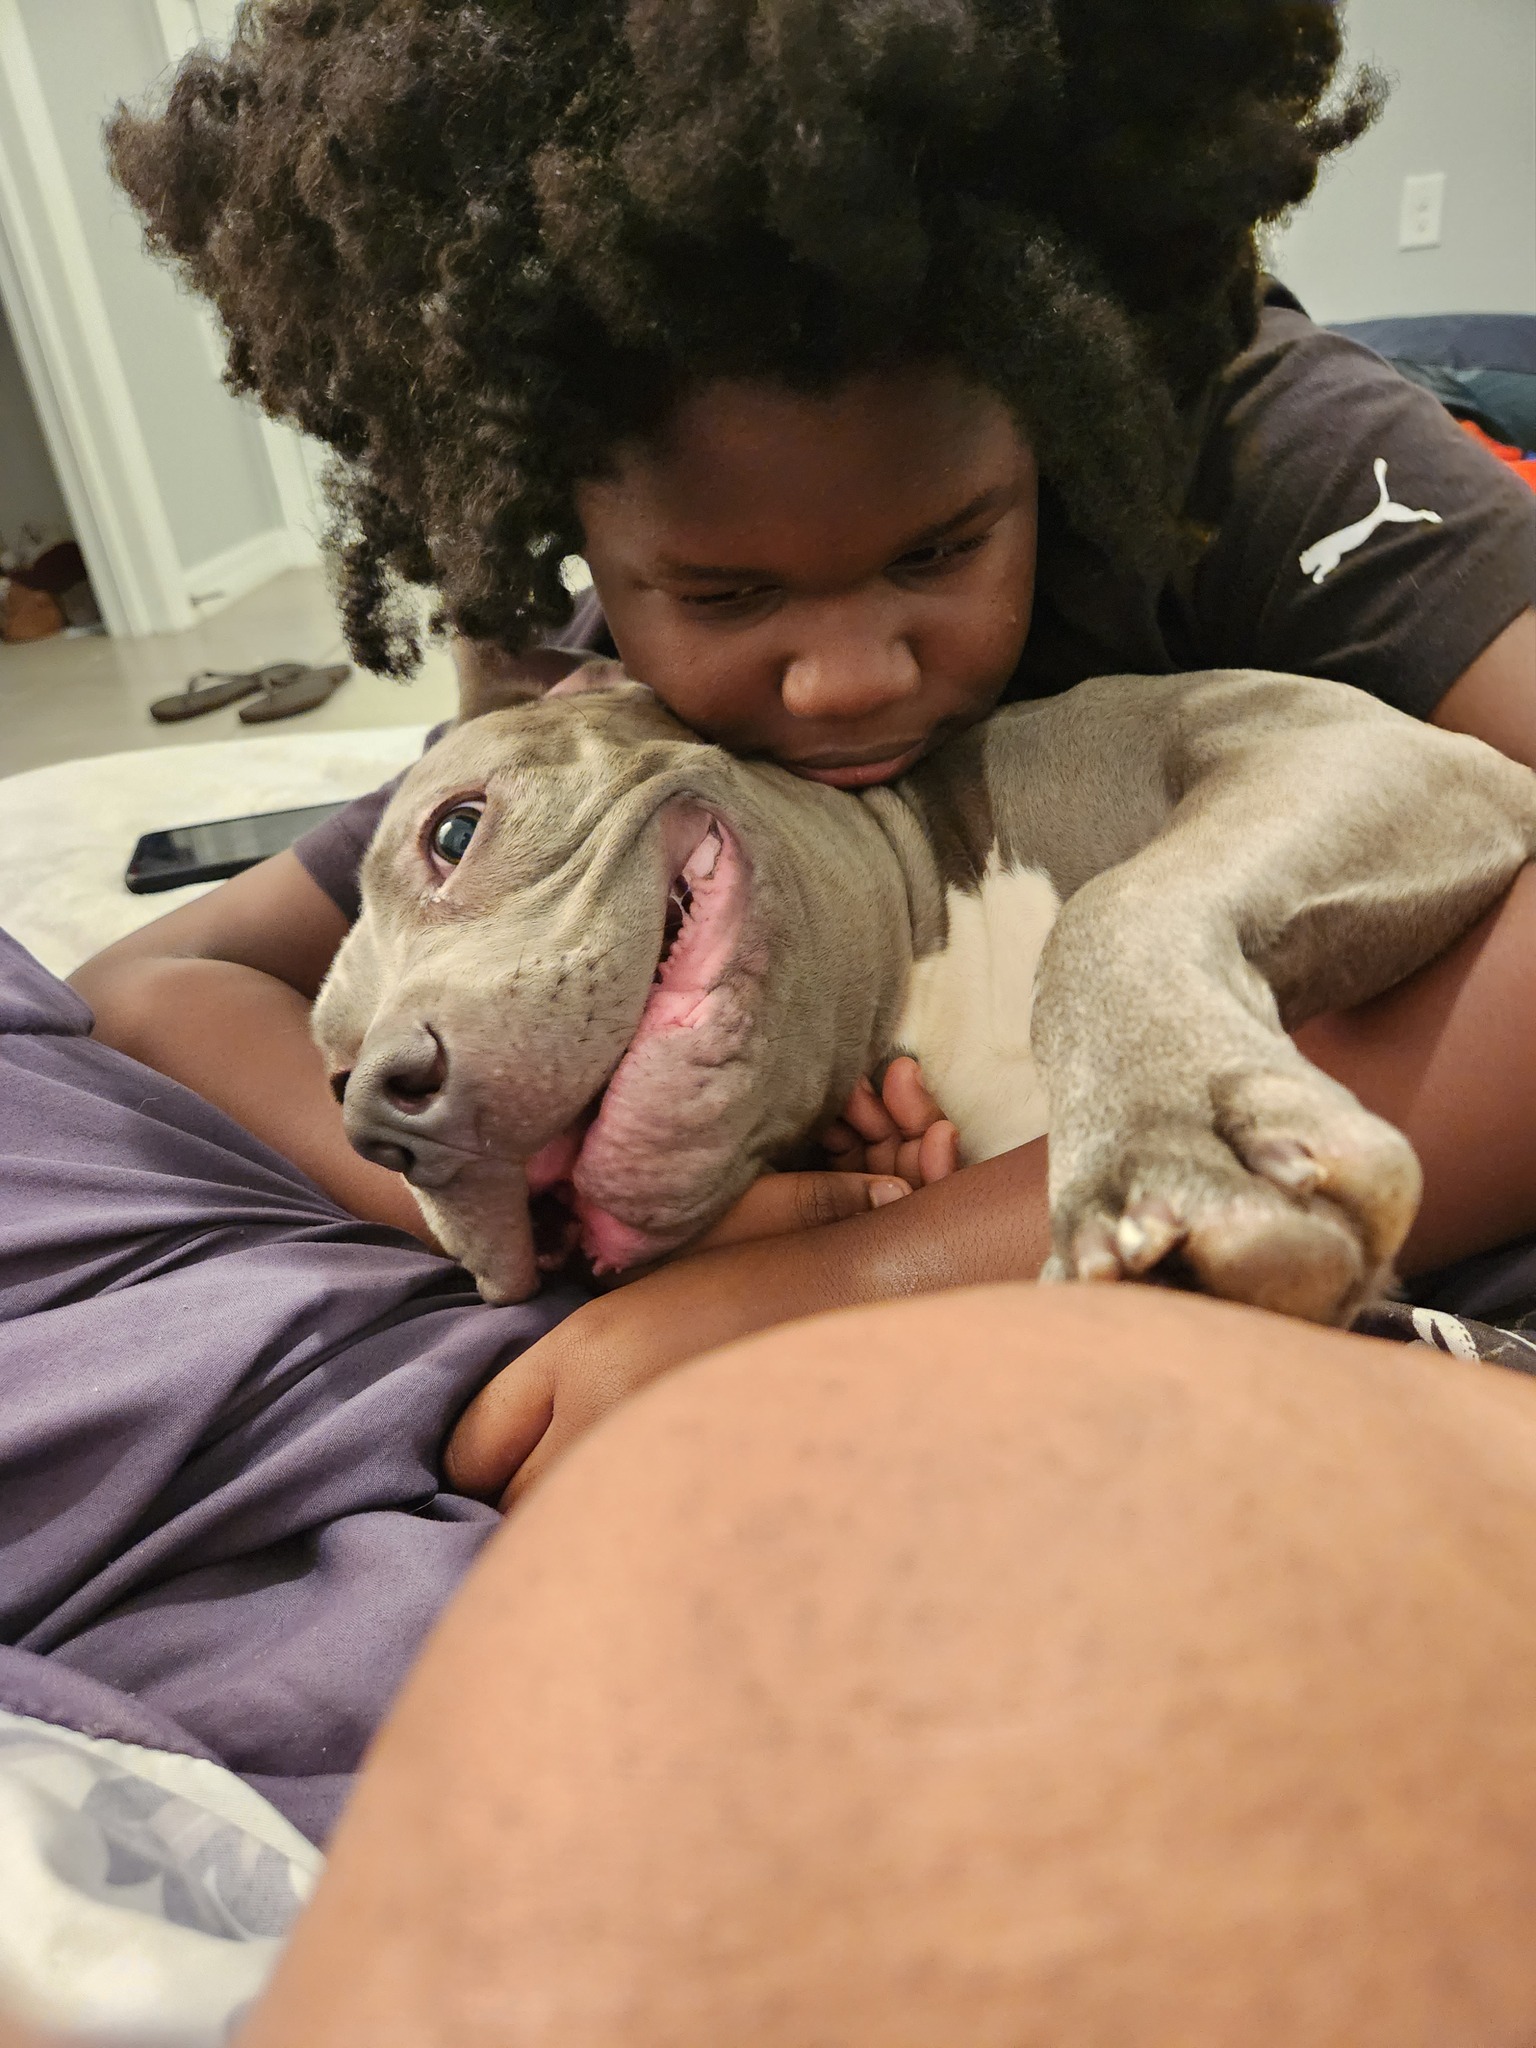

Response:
(0, 928), (586, 1845)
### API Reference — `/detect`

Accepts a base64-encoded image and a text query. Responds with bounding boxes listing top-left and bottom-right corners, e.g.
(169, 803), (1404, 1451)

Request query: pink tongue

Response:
(524, 1121), (652, 1273)
(575, 1204), (660, 1275)
(526, 1122), (584, 1194)
(522, 806), (734, 1275)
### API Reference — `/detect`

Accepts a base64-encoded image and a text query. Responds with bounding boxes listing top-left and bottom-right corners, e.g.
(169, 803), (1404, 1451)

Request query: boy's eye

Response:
(428, 801), (485, 870)
(893, 532), (988, 574)
(677, 586), (775, 613)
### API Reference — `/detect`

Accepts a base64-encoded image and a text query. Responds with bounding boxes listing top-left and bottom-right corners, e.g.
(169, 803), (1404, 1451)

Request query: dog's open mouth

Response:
(523, 810), (748, 1275)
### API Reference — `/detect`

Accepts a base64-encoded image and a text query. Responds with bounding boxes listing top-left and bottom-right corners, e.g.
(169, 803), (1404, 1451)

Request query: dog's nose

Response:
(342, 1023), (466, 1185)
(379, 1031), (448, 1112)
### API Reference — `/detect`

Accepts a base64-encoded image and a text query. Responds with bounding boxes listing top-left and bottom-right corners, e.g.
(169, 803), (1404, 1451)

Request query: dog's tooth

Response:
(684, 821), (722, 884)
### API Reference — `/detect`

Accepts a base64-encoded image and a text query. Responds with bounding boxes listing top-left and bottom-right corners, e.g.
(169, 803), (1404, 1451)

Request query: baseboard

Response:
(183, 526), (322, 615)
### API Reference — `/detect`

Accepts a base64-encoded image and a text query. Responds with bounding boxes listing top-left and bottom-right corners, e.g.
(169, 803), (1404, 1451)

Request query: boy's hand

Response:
(819, 1055), (961, 1186)
(682, 1057), (959, 1251)
(687, 1168), (912, 1250)
(445, 1055), (980, 1508)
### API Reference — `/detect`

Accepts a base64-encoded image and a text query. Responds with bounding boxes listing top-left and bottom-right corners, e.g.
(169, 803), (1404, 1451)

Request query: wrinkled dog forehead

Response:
(323, 681), (718, 1063)
(371, 681), (723, 881)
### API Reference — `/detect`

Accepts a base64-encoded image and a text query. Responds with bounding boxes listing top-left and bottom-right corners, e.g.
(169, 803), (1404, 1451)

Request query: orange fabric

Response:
(1459, 417), (1536, 494)
(1, 581), (65, 644)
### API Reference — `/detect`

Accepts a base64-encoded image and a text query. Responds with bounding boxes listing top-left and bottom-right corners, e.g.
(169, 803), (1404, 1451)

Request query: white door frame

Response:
(155, 0), (328, 562)
(0, 0), (194, 636)
(150, 0), (203, 56)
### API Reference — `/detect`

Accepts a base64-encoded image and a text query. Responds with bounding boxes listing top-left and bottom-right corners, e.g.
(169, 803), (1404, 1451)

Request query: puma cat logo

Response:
(1299, 459), (1444, 586)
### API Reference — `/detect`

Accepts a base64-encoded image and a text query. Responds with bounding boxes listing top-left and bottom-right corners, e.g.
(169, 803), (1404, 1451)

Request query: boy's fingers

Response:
(892, 1118), (960, 1187)
(503, 1406), (596, 1506)
(693, 1171), (911, 1251)
(817, 1117), (867, 1165)
(919, 1118), (961, 1184)
(444, 1350), (556, 1500)
(502, 1380), (606, 1508)
(863, 1138), (901, 1180)
(882, 1055), (946, 1138)
(841, 1073), (900, 1144)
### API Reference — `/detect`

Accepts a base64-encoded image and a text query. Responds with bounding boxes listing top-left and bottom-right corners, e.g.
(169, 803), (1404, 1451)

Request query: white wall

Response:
(1266, 0), (1536, 325)
(0, 295), (71, 555)
(14, 0), (294, 583)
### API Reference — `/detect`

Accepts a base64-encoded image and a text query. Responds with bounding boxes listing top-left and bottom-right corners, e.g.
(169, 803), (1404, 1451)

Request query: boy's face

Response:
(575, 366), (1037, 787)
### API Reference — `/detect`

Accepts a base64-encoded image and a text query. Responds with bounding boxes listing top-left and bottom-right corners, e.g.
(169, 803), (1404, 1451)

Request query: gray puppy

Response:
(312, 662), (1536, 1319)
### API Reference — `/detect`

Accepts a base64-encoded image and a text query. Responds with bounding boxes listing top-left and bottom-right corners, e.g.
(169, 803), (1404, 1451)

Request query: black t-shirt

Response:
(1012, 283), (1536, 712)
(297, 283), (1536, 919)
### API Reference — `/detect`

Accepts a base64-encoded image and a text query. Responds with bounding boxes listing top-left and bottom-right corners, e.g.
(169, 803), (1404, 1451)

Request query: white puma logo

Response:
(1298, 459), (1443, 586)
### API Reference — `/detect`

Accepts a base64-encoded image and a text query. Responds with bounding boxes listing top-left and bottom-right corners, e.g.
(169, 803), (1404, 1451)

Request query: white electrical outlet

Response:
(1399, 172), (1446, 251)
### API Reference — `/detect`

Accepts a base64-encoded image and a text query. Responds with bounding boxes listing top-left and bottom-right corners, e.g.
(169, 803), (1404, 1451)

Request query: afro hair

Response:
(108, 0), (1383, 673)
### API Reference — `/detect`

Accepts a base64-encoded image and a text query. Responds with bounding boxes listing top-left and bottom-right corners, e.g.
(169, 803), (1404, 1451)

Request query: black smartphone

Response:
(125, 800), (350, 894)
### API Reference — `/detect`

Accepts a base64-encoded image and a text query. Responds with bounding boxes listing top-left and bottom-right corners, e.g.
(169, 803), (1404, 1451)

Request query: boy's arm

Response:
(452, 859), (1536, 1505)
(67, 852), (931, 1247)
(69, 851), (434, 1238)
(447, 1136), (1056, 1504)
(1430, 608), (1536, 768)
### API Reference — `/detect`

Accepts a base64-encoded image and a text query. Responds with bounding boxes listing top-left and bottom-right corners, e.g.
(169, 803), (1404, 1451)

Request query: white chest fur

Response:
(892, 859), (1061, 1162)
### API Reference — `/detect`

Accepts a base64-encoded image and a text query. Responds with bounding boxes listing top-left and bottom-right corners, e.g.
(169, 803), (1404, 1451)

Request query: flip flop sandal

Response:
(237, 663), (352, 725)
(149, 663), (310, 724)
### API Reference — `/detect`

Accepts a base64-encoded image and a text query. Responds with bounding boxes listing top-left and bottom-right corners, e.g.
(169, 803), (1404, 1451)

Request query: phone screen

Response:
(126, 801), (351, 894)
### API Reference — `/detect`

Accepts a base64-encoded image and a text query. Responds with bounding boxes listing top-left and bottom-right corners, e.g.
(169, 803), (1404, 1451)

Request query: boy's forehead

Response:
(579, 366), (1034, 572)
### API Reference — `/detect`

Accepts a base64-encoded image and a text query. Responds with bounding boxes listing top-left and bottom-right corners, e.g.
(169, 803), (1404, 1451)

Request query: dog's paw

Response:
(1047, 1067), (1422, 1326)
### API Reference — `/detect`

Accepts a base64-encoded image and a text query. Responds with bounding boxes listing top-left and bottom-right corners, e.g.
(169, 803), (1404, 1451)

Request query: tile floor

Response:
(0, 567), (459, 777)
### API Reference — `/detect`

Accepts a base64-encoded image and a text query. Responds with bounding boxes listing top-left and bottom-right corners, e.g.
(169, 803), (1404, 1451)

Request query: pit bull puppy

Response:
(313, 662), (1536, 1321)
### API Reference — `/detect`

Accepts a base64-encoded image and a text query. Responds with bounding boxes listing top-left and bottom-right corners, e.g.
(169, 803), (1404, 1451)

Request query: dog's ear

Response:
(452, 641), (593, 722)
(547, 659), (654, 703)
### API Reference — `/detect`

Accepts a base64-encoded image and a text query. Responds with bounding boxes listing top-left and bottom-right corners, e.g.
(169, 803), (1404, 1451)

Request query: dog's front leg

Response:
(1032, 692), (1536, 1325)
(1035, 888), (1426, 1323)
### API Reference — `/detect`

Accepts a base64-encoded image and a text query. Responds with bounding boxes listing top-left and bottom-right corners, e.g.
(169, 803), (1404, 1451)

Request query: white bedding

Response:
(0, 726), (429, 977)
(0, 1710), (322, 2044)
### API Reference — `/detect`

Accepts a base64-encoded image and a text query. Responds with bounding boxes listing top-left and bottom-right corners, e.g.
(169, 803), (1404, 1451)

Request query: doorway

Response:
(0, 293), (103, 642)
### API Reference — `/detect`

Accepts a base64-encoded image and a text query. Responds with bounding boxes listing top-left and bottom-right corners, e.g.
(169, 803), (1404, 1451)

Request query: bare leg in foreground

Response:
(245, 1286), (1536, 2047)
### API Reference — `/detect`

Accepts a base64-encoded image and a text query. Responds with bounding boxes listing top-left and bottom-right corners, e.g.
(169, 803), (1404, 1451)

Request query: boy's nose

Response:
(779, 636), (921, 722)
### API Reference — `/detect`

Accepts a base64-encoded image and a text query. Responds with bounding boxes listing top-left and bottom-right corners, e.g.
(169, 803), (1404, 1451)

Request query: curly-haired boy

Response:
(84, 0), (1536, 1441)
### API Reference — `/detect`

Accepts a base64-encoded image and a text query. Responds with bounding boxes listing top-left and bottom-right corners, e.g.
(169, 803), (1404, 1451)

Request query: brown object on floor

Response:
(150, 662), (312, 723)
(12, 539), (88, 595)
(238, 662), (351, 723)
(2, 580), (65, 644)
(4, 539), (99, 642)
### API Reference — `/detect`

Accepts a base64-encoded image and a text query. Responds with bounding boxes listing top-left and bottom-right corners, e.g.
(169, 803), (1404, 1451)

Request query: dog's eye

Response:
(429, 803), (483, 869)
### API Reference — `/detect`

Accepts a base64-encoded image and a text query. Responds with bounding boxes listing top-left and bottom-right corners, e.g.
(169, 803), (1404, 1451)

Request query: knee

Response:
(479, 1282), (1536, 1778)
(263, 1286), (1536, 2048)
(468, 1288), (1536, 2042)
(522, 1279), (1535, 1568)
